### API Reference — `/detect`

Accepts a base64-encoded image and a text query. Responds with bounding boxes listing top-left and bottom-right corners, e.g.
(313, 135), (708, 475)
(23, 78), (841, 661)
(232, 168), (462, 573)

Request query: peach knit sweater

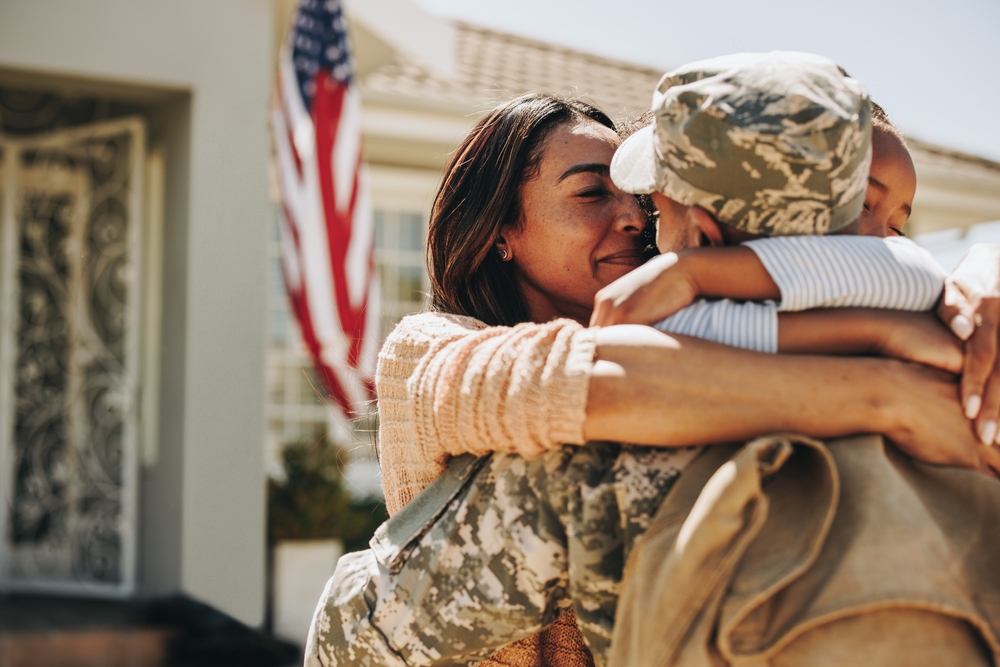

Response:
(376, 311), (599, 667)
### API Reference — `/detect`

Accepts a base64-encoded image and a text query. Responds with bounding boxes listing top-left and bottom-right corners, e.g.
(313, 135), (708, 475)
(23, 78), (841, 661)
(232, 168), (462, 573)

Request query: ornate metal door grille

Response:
(0, 118), (144, 595)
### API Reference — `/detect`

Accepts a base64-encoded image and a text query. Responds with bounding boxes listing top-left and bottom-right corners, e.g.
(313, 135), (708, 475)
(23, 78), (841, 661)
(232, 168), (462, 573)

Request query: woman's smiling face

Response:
(501, 117), (647, 324)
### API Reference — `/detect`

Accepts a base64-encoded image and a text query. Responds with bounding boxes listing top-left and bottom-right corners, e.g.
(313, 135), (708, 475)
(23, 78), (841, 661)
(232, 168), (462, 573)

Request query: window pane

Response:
(398, 265), (424, 303)
(269, 308), (287, 347)
(300, 366), (324, 405)
(374, 209), (387, 249)
(270, 257), (286, 298)
(378, 262), (397, 302)
(268, 365), (286, 403)
(400, 213), (423, 252)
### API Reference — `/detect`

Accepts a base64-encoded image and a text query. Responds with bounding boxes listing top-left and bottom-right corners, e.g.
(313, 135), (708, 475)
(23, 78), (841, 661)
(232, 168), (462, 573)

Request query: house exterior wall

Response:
(0, 0), (273, 626)
(908, 148), (1000, 237)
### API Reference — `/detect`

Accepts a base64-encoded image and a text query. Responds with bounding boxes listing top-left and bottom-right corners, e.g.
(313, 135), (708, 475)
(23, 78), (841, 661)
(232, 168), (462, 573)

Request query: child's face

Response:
(853, 128), (916, 237)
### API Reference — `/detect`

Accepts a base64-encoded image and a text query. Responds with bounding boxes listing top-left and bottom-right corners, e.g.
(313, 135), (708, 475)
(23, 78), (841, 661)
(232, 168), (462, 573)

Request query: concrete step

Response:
(0, 628), (172, 667)
(0, 594), (299, 667)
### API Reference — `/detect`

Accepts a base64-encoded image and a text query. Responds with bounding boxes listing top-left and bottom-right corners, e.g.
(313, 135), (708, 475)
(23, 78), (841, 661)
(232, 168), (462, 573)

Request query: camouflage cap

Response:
(612, 51), (872, 236)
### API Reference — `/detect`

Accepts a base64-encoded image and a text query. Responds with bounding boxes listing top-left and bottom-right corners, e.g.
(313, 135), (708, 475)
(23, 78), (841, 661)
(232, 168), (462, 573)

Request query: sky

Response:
(412, 0), (1000, 162)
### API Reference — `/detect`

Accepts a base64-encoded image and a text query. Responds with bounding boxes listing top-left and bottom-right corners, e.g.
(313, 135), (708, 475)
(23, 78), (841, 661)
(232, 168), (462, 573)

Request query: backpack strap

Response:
(369, 453), (489, 569)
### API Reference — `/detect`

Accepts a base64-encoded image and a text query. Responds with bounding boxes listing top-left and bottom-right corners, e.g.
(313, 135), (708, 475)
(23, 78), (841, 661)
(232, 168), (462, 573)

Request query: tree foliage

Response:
(267, 437), (387, 553)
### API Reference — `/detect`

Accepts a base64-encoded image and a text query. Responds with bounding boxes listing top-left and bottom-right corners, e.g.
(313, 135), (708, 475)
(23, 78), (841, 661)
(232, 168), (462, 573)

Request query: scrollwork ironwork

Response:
(6, 128), (135, 587)
(0, 87), (142, 137)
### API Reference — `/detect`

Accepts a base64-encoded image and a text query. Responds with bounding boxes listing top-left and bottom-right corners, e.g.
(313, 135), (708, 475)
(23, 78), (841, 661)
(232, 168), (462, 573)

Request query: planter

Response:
(272, 539), (343, 645)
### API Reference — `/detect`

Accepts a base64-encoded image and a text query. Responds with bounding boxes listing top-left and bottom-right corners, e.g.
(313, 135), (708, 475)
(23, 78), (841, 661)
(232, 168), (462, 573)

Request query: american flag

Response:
(270, 0), (379, 419)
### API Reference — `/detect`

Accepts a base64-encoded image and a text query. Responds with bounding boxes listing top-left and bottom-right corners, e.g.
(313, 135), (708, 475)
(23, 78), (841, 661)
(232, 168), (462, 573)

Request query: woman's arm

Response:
(585, 325), (1000, 475)
(382, 311), (996, 494)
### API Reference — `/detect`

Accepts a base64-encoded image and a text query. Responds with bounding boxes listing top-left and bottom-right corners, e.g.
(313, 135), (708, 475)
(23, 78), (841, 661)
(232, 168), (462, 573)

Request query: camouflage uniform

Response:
(307, 444), (700, 667)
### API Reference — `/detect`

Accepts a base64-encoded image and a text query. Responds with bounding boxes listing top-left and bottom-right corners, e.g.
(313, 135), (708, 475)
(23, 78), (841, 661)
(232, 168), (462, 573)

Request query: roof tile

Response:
(362, 22), (663, 119)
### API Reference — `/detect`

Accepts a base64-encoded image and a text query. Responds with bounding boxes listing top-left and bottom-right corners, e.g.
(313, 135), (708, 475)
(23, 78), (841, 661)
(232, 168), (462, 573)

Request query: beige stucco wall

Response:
(0, 0), (273, 626)
(908, 146), (1000, 237)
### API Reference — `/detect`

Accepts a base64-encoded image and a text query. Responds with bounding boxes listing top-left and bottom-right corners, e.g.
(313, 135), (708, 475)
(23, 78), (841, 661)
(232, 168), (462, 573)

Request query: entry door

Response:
(0, 117), (145, 595)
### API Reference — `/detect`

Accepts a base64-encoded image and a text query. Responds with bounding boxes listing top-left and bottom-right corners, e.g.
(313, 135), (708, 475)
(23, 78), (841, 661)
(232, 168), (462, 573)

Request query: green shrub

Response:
(267, 437), (387, 553)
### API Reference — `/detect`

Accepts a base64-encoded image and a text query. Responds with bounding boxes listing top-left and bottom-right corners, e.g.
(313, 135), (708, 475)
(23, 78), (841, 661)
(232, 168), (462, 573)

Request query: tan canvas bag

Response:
(610, 434), (1000, 667)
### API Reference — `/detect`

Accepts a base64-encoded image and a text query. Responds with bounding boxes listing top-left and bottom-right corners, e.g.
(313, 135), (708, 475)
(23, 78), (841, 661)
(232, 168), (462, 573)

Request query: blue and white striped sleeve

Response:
(651, 236), (945, 354)
(654, 299), (779, 353)
(742, 236), (946, 312)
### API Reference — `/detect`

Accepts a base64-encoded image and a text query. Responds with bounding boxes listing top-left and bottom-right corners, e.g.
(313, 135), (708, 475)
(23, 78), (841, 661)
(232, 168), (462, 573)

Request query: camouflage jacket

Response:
(305, 443), (700, 667)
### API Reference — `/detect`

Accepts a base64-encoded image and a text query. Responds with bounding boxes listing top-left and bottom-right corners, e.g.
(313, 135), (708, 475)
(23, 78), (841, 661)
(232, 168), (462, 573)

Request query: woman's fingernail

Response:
(965, 395), (982, 419)
(981, 420), (997, 446)
(951, 314), (974, 340)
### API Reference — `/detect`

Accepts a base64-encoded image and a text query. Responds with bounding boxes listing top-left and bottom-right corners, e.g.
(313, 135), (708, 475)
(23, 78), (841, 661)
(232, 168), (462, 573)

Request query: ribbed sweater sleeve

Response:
(376, 311), (598, 516)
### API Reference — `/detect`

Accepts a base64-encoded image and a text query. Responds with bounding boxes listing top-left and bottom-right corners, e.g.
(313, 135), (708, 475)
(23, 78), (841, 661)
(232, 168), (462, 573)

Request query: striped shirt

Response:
(655, 236), (946, 353)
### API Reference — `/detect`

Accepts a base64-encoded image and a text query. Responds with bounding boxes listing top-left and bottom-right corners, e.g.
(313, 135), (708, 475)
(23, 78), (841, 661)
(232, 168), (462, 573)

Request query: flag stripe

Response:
(270, 0), (378, 418)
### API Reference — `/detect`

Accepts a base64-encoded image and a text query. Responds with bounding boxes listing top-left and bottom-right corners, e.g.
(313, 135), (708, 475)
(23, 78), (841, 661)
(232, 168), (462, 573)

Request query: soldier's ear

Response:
(689, 207), (725, 247)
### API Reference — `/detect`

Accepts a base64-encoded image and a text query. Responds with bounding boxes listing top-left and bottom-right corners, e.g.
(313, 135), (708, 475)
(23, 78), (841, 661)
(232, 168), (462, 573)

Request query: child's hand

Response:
(590, 253), (699, 327)
(875, 311), (964, 374)
(778, 309), (962, 373)
(590, 247), (781, 328)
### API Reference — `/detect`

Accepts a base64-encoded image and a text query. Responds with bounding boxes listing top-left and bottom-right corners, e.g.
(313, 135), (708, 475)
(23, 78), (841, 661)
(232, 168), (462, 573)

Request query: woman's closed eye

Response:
(567, 173), (612, 197)
(577, 186), (610, 199)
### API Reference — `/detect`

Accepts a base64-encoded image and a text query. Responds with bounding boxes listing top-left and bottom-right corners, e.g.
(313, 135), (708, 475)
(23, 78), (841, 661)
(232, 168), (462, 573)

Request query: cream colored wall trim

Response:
(0, 138), (15, 590)
(142, 146), (165, 468)
(362, 103), (476, 147)
(914, 186), (1000, 218)
(911, 161), (1000, 235)
(362, 101), (475, 170)
(368, 164), (441, 215)
(343, 0), (456, 79)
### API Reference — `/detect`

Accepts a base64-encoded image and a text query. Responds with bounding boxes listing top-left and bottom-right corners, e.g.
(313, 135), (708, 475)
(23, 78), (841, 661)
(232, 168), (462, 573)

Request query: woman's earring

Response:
(499, 248), (509, 260)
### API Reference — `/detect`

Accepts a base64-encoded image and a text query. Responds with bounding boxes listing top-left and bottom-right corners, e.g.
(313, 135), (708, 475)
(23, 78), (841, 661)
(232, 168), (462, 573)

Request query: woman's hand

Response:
(885, 361), (1000, 478)
(936, 243), (1000, 444)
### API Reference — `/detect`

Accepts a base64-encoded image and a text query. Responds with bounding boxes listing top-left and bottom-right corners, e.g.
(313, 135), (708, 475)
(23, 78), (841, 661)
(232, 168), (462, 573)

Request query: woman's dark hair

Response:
(426, 93), (614, 326)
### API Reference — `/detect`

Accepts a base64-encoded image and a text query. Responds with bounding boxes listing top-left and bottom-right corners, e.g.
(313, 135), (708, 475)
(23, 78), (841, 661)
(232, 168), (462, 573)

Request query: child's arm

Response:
(743, 236), (945, 312)
(590, 249), (777, 327)
(776, 308), (962, 372)
(592, 236), (945, 328)
(655, 301), (962, 373)
(654, 298), (778, 352)
(613, 236), (947, 360)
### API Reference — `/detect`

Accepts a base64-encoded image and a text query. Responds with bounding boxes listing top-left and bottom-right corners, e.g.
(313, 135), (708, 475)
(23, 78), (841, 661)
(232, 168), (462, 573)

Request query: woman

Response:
(373, 93), (997, 667)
